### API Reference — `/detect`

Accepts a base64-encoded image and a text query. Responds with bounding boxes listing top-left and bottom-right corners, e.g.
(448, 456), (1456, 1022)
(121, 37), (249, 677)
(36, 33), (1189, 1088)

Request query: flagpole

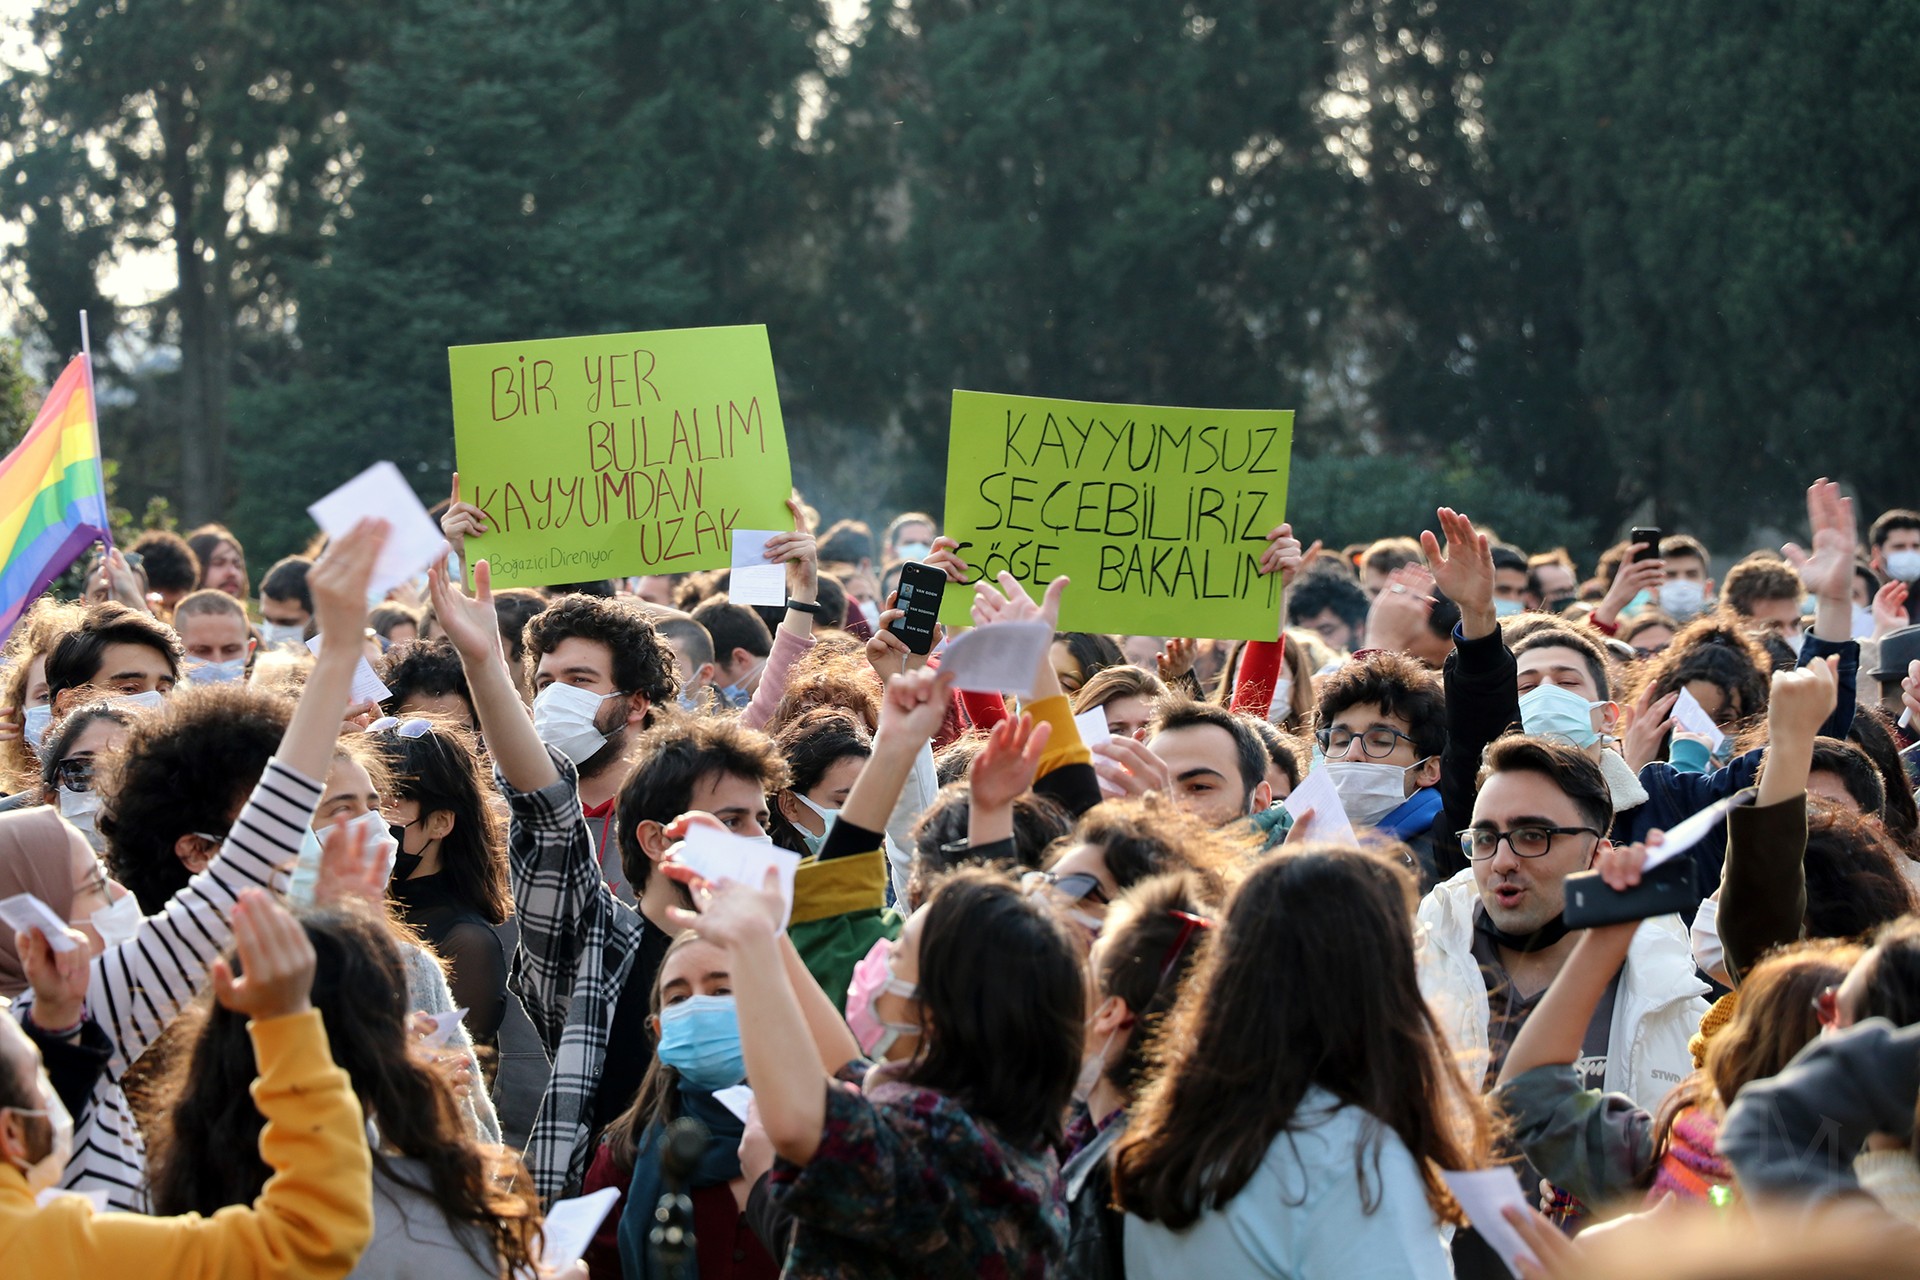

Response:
(78, 310), (113, 555)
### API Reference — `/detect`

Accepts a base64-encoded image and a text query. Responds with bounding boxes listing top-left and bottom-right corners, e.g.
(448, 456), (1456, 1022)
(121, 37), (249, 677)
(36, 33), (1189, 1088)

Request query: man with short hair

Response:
(1656, 535), (1716, 621)
(1722, 554), (1805, 640)
(1524, 551), (1579, 613)
(172, 588), (254, 683)
(1285, 570), (1369, 655)
(1490, 544), (1529, 616)
(1142, 701), (1271, 828)
(689, 596), (773, 709)
(44, 602), (180, 714)
(1310, 651), (1448, 884)
(1869, 508), (1920, 624)
(1359, 536), (1424, 598)
(259, 556), (315, 646)
(379, 637), (477, 729)
(654, 614), (717, 709)
(817, 518), (876, 570)
(128, 530), (200, 614)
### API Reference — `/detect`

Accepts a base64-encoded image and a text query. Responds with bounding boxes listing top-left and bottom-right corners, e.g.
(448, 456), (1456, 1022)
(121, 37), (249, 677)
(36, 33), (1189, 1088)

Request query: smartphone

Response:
(1561, 854), (1696, 928)
(1630, 527), (1663, 563)
(889, 562), (948, 655)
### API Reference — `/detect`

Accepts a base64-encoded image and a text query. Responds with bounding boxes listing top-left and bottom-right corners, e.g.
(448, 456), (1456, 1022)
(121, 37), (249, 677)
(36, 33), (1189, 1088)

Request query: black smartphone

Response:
(1561, 855), (1696, 928)
(1630, 527), (1663, 563)
(889, 562), (948, 655)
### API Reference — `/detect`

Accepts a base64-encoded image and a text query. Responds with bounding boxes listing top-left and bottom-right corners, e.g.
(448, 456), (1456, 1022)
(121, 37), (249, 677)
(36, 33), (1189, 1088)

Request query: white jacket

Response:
(1416, 868), (1709, 1107)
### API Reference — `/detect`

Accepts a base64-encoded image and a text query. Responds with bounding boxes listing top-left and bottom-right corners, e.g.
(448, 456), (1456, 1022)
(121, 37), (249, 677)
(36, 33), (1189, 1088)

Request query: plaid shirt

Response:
(500, 746), (646, 1202)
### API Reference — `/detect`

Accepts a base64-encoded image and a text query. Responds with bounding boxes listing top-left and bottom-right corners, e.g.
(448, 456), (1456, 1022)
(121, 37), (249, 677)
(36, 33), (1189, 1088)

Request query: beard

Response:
(578, 721), (630, 781)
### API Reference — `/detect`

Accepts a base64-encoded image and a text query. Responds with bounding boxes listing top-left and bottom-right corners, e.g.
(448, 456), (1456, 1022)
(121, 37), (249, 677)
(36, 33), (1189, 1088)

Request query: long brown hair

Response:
(1094, 873), (1214, 1098)
(147, 905), (540, 1273)
(601, 930), (710, 1171)
(368, 717), (511, 924)
(1113, 845), (1492, 1230)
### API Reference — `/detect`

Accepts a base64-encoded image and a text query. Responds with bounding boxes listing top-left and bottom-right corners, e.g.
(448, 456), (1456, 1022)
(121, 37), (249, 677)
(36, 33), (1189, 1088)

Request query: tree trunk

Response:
(157, 86), (231, 527)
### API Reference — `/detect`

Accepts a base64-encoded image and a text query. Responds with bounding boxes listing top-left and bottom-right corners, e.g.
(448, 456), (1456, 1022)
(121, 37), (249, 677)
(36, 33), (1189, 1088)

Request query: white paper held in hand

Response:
(306, 461), (447, 600)
(935, 620), (1052, 695)
(1073, 707), (1112, 749)
(305, 634), (392, 706)
(713, 1084), (755, 1125)
(0, 893), (80, 952)
(1282, 766), (1358, 846)
(676, 825), (801, 927)
(1440, 1168), (1534, 1279)
(1670, 687), (1727, 751)
(729, 529), (788, 608)
(1639, 793), (1744, 873)
(420, 1008), (468, 1049)
(539, 1185), (622, 1271)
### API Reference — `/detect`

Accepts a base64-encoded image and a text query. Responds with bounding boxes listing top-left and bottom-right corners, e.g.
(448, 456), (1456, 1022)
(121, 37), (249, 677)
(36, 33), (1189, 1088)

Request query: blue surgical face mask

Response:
(1493, 598), (1524, 618)
(22, 704), (52, 750)
(656, 993), (746, 1091)
(792, 791), (840, 857)
(1885, 550), (1920, 583)
(185, 656), (246, 684)
(1519, 682), (1606, 749)
(895, 541), (933, 563)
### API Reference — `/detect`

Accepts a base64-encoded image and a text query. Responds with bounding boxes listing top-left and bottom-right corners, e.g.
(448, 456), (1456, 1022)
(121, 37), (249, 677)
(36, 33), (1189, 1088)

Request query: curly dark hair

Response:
(129, 530), (200, 596)
(1633, 614), (1772, 728)
(379, 638), (475, 726)
(491, 588), (550, 671)
(767, 708), (872, 855)
(1803, 798), (1918, 940)
(97, 683), (291, 913)
(146, 905), (540, 1274)
(1313, 650), (1447, 761)
(523, 594), (679, 717)
(614, 718), (789, 893)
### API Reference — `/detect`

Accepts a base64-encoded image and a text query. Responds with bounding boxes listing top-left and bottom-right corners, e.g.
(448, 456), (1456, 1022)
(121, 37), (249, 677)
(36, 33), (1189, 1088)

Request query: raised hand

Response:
(1782, 477), (1856, 603)
(440, 472), (490, 568)
(308, 517), (391, 640)
(313, 814), (385, 906)
(1873, 580), (1909, 640)
(20, 925), (92, 1032)
(969, 714), (1052, 814)
(87, 548), (149, 611)
(1364, 564), (1437, 655)
(1594, 549), (1666, 630)
(211, 889), (317, 1022)
(971, 570), (1068, 630)
(427, 552), (503, 667)
(865, 597), (912, 682)
(1155, 637), (1197, 683)
(877, 667), (956, 746)
(764, 496), (819, 604)
(1620, 686), (1679, 772)
(922, 535), (969, 584)
(1767, 654), (1839, 743)
(664, 864), (786, 949)
(1257, 523), (1321, 588)
(1091, 737), (1171, 799)
(1421, 508), (1493, 636)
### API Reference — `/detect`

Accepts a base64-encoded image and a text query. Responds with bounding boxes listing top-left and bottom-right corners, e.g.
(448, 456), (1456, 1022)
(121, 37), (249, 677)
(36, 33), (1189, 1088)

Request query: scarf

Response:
(1648, 1104), (1731, 1205)
(1599, 748), (1649, 811)
(617, 1084), (749, 1280)
(1473, 901), (1572, 954)
(1376, 785), (1444, 842)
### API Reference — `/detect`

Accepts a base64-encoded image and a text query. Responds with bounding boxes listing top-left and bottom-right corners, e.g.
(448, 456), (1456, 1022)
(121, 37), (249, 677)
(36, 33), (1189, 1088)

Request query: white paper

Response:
(1281, 767), (1358, 846)
(421, 1008), (468, 1049)
(1442, 1168), (1533, 1278)
(1640, 794), (1744, 872)
(676, 825), (802, 927)
(539, 1186), (622, 1270)
(729, 529), (788, 608)
(306, 461), (447, 600)
(0, 893), (79, 951)
(1670, 687), (1727, 751)
(306, 634), (393, 706)
(713, 1083), (755, 1125)
(1074, 707), (1112, 749)
(36, 1186), (110, 1211)
(934, 620), (1052, 695)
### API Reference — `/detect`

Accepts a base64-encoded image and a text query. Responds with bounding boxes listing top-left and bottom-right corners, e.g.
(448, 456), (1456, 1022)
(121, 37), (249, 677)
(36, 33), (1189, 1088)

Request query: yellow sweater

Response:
(0, 1009), (373, 1278)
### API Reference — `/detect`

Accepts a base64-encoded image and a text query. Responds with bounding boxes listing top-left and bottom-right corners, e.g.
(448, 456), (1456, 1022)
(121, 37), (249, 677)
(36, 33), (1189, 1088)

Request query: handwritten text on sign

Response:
(448, 325), (793, 587)
(939, 391), (1293, 640)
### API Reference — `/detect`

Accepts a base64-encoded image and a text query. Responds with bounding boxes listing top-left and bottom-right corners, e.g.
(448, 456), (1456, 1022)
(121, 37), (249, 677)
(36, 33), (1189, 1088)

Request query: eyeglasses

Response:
(1458, 824), (1601, 861)
(1314, 724), (1417, 759)
(1020, 869), (1111, 906)
(1157, 910), (1213, 983)
(366, 717), (432, 739)
(53, 757), (96, 793)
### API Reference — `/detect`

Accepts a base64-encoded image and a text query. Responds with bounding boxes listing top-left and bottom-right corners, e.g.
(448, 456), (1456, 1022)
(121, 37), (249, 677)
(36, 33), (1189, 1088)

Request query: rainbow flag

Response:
(0, 354), (111, 642)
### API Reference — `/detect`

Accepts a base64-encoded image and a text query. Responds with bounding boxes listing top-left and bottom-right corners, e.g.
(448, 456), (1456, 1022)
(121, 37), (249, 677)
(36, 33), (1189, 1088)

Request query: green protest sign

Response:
(939, 390), (1294, 640)
(449, 324), (792, 588)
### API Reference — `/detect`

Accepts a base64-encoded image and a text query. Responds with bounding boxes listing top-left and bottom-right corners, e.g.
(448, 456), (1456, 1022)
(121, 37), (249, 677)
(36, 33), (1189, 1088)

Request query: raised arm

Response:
(740, 498), (819, 730)
(429, 554), (556, 794)
(835, 667), (957, 844)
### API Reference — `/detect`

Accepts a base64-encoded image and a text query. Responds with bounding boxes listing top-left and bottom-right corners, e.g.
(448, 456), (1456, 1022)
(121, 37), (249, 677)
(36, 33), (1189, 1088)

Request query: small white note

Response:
(1670, 687), (1726, 751)
(1074, 707), (1112, 749)
(0, 894), (79, 951)
(539, 1186), (622, 1271)
(306, 461), (447, 600)
(713, 1084), (755, 1125)
(1282, 766), (1358, 845)
(1639, 794), (1744, 872)
(306, 634), (393, 706)
(1441, 1168), (1534, 1279)
(676, 825), (802, 927)
(934, 621), (1052, 695)
(421, 1008), (468, 1048)
(729, 529), (788, 608)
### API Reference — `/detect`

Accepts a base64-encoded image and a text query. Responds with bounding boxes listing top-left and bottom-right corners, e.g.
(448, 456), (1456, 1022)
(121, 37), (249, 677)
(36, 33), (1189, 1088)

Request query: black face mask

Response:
(1547, 595), (1579, 615)
(389, 822), (423, 883)
(1474, 902), (1572, 954)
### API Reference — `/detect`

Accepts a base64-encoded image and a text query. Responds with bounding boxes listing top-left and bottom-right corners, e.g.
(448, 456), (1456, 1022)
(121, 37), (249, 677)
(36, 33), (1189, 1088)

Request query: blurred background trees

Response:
(3, 0), (1915, 560)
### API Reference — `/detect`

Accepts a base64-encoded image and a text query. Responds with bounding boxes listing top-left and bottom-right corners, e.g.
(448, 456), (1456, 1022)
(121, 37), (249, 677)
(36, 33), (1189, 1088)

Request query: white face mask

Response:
(895, 541), (933, 563)
(1852, 603), (1877, 640)
(1885, 550), (1920, 583)
(22, 705), (52, 750)
(1689, 895), (1731, 987)
(1657, 579), (1708, 620)
(792, 792), (840, 856)
(1074, 1020), (1121, 1106)
(58, 786), (104, 853)
(858, 599), (882, 629)
(5, 1069), (73, 1193)
(258, 621), (306, 648)
(287, 810), (401, 909)
(184, 656), (247, 684)
(109, 690), (165, 714)
(532, 683), (622, 766)
(90, 888), (142, 949)
(1324, 759), (1422, 827)
(1268, 676), (1294, 724)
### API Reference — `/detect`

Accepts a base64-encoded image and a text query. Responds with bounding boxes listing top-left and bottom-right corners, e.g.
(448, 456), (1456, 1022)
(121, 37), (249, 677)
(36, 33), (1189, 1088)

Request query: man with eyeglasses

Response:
(1416, 736), (1707, 1271)
(1306, 650), (1449, 886)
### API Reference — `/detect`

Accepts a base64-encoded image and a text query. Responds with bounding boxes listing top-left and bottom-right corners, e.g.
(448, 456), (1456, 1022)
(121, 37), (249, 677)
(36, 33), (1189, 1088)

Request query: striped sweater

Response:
(14, 757), (317, 1210)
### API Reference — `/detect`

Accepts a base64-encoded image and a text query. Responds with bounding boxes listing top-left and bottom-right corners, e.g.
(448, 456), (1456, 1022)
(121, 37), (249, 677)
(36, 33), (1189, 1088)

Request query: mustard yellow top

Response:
(0, 1009), (373, 1279)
